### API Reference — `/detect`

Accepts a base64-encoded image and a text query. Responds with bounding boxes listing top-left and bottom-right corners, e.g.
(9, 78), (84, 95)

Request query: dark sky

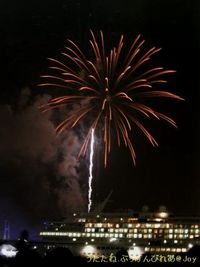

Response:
(0, 0), (199, 239)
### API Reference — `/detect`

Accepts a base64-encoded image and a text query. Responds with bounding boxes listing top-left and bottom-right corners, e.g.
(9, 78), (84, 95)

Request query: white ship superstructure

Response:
(39, 210), (200, 258)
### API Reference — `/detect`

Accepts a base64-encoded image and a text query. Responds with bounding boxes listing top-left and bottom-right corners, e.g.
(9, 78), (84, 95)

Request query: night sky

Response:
(0, 0), (199, 239)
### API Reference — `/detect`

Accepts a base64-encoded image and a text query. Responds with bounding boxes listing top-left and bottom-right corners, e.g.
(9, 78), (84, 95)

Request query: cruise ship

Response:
(39, 207), (200, 259)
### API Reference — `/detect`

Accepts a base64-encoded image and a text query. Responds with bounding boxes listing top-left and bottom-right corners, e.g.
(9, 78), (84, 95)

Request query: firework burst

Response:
(39, 30), (184, 167)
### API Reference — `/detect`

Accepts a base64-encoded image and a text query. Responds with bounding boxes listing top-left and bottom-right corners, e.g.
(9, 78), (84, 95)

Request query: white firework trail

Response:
(88, 128), (94, 212)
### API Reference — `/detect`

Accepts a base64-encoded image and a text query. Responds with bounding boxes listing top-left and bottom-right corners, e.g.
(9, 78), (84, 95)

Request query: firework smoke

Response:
(0, 89), (86, 223)
(88, 128), (94, 212)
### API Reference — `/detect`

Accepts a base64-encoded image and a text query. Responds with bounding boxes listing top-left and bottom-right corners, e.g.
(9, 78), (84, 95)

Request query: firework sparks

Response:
(88, 128), (94, 212)
(39, 30), (184, 167)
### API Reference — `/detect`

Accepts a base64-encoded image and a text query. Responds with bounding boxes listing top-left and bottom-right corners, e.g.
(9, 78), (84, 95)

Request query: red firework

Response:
(39, 31), (184, 167)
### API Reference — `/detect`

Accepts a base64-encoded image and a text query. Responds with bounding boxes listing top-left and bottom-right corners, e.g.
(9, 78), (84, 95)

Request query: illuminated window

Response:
(169, 234), (173, 239)
(155, 218), (162, 222)
(169, 229), (173, 233)
(78, 218), (86, 222)
(188, 243), (193, 248)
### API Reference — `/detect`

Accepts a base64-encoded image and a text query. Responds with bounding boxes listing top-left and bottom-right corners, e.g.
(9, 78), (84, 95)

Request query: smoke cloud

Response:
(0, 88), (87, 236)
